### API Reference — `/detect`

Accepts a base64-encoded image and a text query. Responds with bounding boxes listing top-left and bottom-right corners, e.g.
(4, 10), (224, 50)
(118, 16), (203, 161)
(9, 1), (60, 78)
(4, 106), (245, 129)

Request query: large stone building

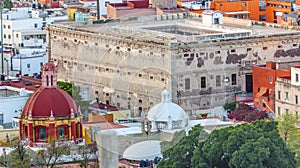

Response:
(47, 12), (300, 115)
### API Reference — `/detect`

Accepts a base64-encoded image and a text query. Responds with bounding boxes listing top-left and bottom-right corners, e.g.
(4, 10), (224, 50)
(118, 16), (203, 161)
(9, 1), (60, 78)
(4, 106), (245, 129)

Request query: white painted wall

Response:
(0, 95), (29, 124)
(99, 0), (123, 15)
(0, 9), (67, 47)
(291, 67), (300, 86)
(12, 54), (46, 76)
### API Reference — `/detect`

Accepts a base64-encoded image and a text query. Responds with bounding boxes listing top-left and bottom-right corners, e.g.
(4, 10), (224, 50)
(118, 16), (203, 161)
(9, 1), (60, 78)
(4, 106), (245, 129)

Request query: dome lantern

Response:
(147, 89), (189, 130)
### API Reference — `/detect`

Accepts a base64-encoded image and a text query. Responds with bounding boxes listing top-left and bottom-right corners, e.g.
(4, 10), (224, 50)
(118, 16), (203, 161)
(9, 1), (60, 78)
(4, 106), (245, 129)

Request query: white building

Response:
(0, 7), (67, 76)
(0, 86), (32, 128)
(180, 1), (210, 10)
(1, 8), (67, 49)
(11, 49), (46, 76)
(202, 10), (224, 26)
(275, 66), (300, 117)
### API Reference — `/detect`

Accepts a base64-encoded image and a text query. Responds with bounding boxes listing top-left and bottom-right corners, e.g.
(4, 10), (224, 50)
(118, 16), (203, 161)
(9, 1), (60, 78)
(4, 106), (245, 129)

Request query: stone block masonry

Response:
(47, 13), (300, 115)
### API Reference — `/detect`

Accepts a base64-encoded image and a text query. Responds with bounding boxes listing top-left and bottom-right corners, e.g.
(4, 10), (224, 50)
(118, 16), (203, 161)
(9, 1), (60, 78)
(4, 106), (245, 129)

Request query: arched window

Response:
(58, 127), (65, 139)
(38, 127), (46, 140)
(57, 125), (68, 140)
(46, 75), (49, 86)
(50, 75), (53, 86)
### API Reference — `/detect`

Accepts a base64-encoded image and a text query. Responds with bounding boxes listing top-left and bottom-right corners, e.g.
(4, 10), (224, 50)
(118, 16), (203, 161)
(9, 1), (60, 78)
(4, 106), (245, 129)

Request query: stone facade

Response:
(47, 13), (300, 115)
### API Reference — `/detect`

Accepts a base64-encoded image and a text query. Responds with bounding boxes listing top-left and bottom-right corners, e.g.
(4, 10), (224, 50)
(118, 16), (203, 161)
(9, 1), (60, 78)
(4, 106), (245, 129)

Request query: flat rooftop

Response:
(53, 13), (300, 44)
(143, 25), (223, 36)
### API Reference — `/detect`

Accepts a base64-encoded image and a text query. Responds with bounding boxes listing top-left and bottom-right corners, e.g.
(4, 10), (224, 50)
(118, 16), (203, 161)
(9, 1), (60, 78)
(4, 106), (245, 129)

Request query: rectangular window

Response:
(8, 35), (11, 39)
(296, 111), (299, 119)
(286, 109), (289, 114)
(285, 92), (289, 100)
(7, 25), (10, 29)
(201, 77), (206, 88)
(185, 78), (190, 90)
(16, 34), (18, 38)
(259, 6), (266, 11)
(39, 127), (46, 140)
(216, 75), (221, 87)
(232, 74), (237, 85)
(259, 15), (266, 21)
(58, 127), (65, 139)
(242, 2), (247, 6)
(278, 91), (281, 100)
(34, 23), (38, 28)
(27, 64), (30, 68)
(277, 106), (281, 116)
(269, 76), (273, 84)
(296, 95), (298, 104)
(296, 74), (299, 82)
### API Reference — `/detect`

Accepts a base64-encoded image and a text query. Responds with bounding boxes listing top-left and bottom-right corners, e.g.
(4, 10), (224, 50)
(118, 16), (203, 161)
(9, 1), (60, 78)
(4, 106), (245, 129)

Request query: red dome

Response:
(23, 87), (77, 117)
(42, 62), (56, 71)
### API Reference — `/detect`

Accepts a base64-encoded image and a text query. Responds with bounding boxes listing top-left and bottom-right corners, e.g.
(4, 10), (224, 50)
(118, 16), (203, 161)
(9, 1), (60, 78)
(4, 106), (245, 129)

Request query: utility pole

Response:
(1, 2), (3, 74)
(97, 0), (100, 20)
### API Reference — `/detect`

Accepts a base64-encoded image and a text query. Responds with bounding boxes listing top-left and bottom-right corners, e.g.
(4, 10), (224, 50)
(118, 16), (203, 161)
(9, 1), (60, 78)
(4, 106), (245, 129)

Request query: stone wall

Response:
(47, 15), (300, 114)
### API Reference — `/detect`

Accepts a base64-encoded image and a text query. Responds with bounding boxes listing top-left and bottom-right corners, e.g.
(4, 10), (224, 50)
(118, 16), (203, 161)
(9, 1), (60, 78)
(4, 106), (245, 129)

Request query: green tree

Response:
(223, 101), (237, 111)
(57, 81), (89, 116)
(229, 137), (271, 168)
(34, 140), (70, 168)
(75, 144), (98, 168)
(277, 114), (300, 165)
(3, 0), (13, 10)
(159, 120), (297, 168)
(160, 130), (186, 152)
(6, 140), (30, 168)
(198, 121), (296, 168)
(158, 125), (208, 168)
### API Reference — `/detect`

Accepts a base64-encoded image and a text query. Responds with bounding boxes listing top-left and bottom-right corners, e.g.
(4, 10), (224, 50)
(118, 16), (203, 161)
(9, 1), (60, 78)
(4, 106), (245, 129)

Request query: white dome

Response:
(147, 90), (189, 128)
(123, 140), (162, 161)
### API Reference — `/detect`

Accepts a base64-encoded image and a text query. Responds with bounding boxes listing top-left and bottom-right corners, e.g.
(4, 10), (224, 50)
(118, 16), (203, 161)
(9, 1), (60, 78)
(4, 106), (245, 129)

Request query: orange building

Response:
(39, 0), (60, 8)
(211, 0), (264, 20)
(179, 0), (299, 23)
(265, 0), (293, 23)
(252, 62), (291, 114)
